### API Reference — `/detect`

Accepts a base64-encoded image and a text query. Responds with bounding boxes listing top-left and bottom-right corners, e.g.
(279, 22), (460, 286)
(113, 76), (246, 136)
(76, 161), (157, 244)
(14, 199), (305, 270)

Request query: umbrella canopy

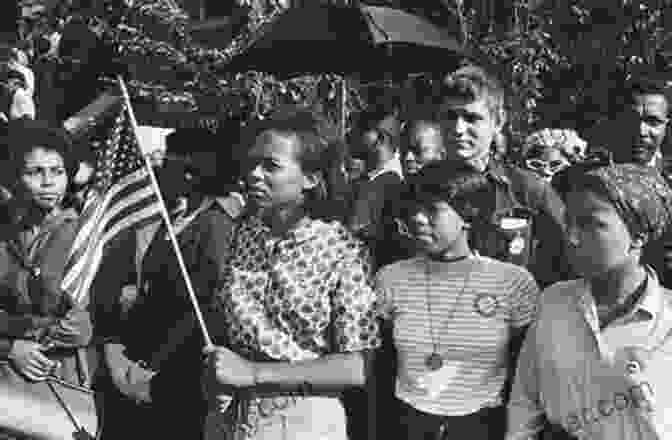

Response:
(215, 4), (464, 78)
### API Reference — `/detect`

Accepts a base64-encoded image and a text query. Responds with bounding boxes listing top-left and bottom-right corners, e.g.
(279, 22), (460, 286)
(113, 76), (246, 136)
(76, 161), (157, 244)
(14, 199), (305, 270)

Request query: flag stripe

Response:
(102, 184), (158, 236)
(63, 169), (151, 276)
(61, 176), (159, 290)
(61, 100), (163, 307)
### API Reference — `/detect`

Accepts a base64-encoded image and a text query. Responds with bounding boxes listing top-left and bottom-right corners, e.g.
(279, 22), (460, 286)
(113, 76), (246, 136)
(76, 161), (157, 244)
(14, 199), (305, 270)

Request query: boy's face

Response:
(565, 189), (637, 278)
(437, 97), (502, 168)
(408, 199), (468, 255)
(402, 122), (446, 176)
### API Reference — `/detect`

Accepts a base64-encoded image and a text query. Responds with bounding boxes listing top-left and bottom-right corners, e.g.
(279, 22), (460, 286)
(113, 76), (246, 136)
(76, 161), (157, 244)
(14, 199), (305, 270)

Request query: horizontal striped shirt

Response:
(376, 255), (539, 416)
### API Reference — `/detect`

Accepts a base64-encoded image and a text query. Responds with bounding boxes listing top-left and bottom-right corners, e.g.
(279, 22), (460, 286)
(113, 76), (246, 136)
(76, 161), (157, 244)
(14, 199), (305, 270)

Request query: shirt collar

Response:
(246, 214), (321, 244)
(368, 153), (404, 181)
(578, 267), (664, 323)
(648, 149), (663, 169)
(212, 193), (245, 220)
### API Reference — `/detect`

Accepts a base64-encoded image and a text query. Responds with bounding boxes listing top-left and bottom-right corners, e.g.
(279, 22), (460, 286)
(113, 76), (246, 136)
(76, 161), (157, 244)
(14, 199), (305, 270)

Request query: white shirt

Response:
(507, 270), (672, 440)
(367, 153), (404, 181)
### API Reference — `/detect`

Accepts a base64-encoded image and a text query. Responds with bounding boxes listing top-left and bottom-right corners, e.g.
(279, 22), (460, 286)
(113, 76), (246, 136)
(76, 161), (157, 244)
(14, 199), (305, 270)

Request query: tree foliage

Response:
(22, 0), (672, 137)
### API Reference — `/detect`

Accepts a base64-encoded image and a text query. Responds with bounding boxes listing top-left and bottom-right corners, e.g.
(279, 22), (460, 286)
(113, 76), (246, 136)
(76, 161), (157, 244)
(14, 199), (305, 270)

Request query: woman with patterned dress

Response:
(203, 107), (381, 440)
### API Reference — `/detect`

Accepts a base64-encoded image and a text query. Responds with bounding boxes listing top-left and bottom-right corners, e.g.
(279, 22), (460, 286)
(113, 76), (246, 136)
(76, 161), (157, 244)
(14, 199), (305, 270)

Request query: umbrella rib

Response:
(362, 10), (390, 43)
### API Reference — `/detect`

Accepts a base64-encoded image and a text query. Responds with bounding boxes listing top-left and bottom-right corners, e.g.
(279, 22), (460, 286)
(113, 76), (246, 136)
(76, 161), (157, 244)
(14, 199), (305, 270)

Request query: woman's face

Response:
(245, 130), (315, 212)
(524, 147), (569, 181)
(565, 189), (636, 278)
(408, 200), (467, 256)
(17, 147), (68, 212)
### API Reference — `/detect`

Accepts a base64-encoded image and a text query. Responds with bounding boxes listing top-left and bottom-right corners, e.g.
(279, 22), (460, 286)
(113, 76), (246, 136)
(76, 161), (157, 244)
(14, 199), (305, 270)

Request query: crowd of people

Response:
(1, 31), (672, 440)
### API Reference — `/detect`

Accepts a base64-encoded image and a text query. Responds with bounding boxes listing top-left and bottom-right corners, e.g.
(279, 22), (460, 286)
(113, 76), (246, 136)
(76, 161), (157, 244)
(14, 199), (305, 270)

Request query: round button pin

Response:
(626, 360), (641, 375)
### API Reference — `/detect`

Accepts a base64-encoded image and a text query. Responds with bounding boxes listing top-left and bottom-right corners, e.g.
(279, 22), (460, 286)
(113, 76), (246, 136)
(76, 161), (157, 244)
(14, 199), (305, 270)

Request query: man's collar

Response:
(634, 267), (664, 320)
(579, 267), (664, 322)
(368, 153), (404, 181)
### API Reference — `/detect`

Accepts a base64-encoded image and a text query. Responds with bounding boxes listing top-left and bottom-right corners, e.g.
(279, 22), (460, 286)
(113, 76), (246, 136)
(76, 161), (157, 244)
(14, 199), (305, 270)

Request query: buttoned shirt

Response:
(507, 269), (672, 440)
(215, 216), (381, 362)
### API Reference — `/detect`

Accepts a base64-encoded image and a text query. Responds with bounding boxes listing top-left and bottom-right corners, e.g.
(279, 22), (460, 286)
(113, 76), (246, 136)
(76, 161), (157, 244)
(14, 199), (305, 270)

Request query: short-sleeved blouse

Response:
(215, 215), (381, 362)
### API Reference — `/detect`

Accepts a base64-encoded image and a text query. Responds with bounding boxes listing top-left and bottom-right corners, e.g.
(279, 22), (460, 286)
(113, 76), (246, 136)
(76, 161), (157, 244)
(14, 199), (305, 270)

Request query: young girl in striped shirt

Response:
(376, 161), (540, 440)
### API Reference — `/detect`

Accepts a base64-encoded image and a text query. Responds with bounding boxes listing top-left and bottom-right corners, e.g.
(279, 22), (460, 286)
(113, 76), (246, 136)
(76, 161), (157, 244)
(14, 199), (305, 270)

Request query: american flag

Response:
(61, 100), (162, 307)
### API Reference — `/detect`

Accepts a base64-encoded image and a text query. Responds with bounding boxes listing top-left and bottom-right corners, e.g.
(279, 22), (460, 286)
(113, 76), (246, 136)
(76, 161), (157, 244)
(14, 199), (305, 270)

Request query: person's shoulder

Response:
(500, 163), (549, 194)
(377, 257), (423, 280)
(537, 278), (584, 312)
(660, 285), (672, 309)
(477, 255), (536, 283)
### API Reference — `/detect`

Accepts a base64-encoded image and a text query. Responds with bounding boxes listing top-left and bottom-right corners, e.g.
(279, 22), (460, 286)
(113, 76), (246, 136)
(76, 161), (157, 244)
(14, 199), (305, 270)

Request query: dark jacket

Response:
(92, 196), (241, 439)
(0, 205), (92, 386)
(347, 170), (405, 270)
(483, 161), (572, 288)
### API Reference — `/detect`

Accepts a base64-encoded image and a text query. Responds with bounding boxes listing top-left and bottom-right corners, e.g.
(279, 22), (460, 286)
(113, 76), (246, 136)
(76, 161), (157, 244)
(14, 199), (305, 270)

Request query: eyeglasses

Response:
(524, 158), (568, 175)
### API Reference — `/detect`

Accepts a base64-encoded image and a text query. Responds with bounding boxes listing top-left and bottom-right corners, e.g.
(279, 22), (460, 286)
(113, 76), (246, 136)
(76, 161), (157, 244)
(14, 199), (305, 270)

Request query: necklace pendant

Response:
(425, 353), (444, 371)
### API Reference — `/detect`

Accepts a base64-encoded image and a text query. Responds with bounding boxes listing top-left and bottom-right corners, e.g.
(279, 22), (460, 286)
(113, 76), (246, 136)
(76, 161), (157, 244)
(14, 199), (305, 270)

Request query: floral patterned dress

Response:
(213, 215), (380, 438)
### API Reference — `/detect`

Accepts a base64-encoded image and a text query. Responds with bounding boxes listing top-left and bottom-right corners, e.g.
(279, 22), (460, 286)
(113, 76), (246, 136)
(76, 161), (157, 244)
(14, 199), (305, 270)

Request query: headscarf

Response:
(577, 163), (672, 244)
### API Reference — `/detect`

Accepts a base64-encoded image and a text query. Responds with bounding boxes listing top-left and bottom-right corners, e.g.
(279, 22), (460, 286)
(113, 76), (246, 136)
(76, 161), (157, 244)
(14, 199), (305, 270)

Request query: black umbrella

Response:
(211, 3), (465, 78)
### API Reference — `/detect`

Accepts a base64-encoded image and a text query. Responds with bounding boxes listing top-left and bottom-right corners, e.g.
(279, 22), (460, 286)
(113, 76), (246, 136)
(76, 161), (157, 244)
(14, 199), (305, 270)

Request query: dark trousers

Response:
(396, 399), (506, 440)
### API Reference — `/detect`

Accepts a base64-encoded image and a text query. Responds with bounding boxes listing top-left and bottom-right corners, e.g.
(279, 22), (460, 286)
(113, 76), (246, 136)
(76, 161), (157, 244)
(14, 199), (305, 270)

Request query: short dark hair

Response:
(5, 118), (77, 181)
(624, 77), (671, 115)
(165, 123), (244, 195)
(404, 160), (494, 223)
(352, 102), (402, 152)
(245, 106), (346, 220)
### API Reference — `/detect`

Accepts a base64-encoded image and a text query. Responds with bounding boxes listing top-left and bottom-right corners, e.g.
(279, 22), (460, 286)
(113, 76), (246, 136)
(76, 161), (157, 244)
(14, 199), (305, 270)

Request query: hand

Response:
(203, 345), (256, 388)
(110, 360), (155, 404)
(46, 309), (92, 348)
(9, 339), (58, 381)
(105, 344), (154, 404)
(123, 362), (155, 404)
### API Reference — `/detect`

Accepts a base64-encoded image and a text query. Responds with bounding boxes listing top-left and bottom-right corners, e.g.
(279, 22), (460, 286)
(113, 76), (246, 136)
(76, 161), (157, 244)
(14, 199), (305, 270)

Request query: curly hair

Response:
(5, 118), (77, 182)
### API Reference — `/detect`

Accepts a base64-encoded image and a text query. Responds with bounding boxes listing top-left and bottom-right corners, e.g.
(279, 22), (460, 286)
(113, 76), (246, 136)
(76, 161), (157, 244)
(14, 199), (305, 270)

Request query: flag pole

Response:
(116, 76), (214, 349)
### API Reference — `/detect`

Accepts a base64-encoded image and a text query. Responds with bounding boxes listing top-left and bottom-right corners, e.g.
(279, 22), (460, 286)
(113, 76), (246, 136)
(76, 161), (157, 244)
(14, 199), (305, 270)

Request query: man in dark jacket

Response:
(434, 64), (571, 288)
(91, 127), (244, 440)
(347, 103), (406, 270)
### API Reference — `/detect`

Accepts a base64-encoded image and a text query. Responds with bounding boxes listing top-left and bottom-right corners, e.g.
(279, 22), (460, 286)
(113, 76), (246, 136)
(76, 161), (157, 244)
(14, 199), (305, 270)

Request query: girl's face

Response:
(565, 189), (637, 278)
(408, 200), (468, 256)
(524, 147), (569, 181)
(245, 130), (316, 212)
(17, 146), (68, 212)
